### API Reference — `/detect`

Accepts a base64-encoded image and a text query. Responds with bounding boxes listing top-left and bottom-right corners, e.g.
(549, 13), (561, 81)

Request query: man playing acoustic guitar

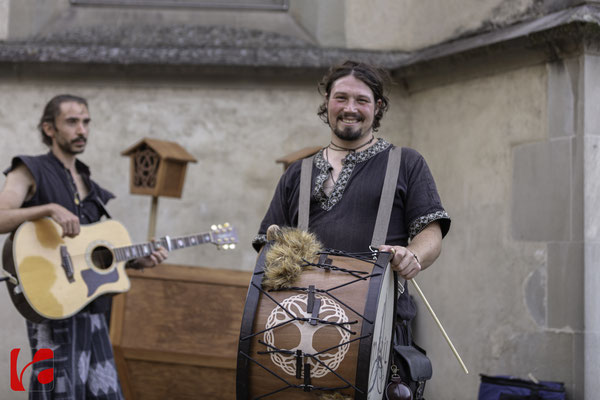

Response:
(0, 94), (168, 399)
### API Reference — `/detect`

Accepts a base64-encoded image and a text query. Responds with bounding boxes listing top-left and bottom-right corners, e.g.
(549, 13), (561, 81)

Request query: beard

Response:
(57, 137), (86, 155)
(331, 114), (373, 141)
(332, 125), (364, 141)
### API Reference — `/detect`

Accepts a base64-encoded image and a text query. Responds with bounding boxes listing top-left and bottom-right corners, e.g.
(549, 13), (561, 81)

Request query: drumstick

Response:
(410, 278), (469, 375)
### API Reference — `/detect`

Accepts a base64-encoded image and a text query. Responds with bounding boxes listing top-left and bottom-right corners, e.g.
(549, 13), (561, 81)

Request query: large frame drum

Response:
(237, 248), (396, 399)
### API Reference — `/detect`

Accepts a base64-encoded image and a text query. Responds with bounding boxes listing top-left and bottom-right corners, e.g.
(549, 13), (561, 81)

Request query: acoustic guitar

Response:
(2, 218), (238, 322)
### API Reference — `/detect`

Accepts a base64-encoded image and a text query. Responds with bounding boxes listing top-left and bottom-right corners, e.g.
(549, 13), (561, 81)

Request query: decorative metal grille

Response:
(133, 146), (159, 189)
(70, 0), (289, 10)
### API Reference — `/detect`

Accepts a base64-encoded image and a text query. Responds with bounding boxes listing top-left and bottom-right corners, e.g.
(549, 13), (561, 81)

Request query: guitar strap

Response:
(93, 195), (112, 220)
(297, 146), (402, 246)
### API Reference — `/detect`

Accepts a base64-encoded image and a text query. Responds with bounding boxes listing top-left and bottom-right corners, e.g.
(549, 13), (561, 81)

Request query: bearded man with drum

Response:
(253, 60), (451, 381)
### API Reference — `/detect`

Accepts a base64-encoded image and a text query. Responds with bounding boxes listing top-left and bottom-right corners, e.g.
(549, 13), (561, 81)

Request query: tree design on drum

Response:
(264, 293), (351, 378)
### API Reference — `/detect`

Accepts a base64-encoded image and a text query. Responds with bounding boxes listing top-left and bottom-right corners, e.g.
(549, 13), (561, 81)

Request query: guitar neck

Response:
(113, 232), (212, 262)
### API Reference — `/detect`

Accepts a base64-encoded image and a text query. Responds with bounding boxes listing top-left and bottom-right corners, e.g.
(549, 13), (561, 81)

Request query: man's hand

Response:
(131, 246), (168, 269)
(378, 245), (421, 280)
(379, 221), (443, 280)
(47, 203), (81, 238)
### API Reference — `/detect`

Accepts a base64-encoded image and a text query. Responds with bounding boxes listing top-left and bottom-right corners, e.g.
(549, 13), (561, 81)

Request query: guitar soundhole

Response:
(91, 246), (114, 269)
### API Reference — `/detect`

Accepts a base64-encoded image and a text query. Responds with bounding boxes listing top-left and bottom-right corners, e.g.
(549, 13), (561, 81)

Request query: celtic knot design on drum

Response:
(264, 293), (351, 378)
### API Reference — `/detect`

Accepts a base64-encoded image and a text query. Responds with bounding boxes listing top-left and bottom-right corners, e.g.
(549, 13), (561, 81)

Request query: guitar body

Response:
(3, 218), (132, 322)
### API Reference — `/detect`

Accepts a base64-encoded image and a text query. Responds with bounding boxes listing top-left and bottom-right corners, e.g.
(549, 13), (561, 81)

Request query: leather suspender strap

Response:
(298, 156), (314, 231)
(371, 146), (402, 247)
(297, 146), (402, 246)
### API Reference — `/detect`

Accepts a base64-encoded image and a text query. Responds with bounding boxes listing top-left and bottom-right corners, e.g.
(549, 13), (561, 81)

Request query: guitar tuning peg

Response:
(217, 224), (223, 230)
(211, 224), (217, 231)
(224, 222), (230, 228)
(222, 244), (231, 250)
(229, 244), (236, 250)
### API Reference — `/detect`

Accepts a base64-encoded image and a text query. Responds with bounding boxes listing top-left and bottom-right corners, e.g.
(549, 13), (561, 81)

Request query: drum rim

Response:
(354, 251), (396, 400)
(236, 243), (270, 398)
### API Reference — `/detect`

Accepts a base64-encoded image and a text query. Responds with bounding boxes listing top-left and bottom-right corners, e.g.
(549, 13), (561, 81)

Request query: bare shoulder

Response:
(0, 163), (36, 207)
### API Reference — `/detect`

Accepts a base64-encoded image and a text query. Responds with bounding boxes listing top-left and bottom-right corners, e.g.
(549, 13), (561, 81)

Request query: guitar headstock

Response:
(209, 223), (238, 250)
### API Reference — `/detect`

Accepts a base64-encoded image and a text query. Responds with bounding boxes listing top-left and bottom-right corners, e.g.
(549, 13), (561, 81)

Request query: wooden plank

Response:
(127, 359), (235, 400)
(120, 277), (247, 357)
(126, 263), (252, 287)
(113, 345), (135, 400)
(110, 292), (126, 345)
(121, 347), (236, 369)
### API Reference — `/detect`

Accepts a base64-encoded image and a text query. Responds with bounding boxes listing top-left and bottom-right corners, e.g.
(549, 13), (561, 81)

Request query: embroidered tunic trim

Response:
(314, 138), (391, 211)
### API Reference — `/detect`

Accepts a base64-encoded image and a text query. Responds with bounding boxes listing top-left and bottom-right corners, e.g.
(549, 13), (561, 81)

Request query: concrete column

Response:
(511, 57), (587, 398)
(582, 53), (600, 400)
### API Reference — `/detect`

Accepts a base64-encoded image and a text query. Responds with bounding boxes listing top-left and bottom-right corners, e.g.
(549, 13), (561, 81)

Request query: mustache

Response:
(71, 137), (87, 144)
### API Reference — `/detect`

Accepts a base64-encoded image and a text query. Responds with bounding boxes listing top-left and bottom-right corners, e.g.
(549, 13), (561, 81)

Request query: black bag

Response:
(387, 306), (433, 400)
(388, 343), (432, 399)
(478, 374), (566, 400)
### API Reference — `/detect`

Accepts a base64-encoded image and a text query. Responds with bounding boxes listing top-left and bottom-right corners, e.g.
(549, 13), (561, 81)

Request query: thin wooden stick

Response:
(411, 278), (469, 374)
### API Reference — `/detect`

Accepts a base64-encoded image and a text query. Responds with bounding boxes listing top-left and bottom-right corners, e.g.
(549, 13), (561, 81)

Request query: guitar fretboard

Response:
(113, 232), (213, 262)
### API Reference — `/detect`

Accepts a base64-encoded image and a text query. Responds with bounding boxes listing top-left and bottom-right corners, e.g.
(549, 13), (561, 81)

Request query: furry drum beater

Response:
(237, 228), (396, 400)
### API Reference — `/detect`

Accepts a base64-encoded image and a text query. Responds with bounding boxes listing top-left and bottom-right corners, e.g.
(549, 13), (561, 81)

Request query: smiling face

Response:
(43, 101), (91, 156)
(327, 74), (379, 142)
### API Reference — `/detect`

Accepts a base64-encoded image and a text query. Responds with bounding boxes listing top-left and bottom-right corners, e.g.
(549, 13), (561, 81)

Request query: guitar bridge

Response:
(60, 246), (75, 283)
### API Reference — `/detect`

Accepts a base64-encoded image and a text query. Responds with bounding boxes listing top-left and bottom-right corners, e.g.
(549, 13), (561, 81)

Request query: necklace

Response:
(323, 147), (337, 196)
(64, 168), (81, 206)
(328, 135), (375, 153)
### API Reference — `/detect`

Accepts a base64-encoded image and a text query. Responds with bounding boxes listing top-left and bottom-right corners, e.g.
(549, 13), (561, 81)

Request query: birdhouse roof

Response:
(121, 138), (197, 163)
(275, 146), (323, 166)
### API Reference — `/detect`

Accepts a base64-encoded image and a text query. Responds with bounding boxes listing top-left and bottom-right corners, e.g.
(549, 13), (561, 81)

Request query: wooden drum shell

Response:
(237, 249), (395, 400)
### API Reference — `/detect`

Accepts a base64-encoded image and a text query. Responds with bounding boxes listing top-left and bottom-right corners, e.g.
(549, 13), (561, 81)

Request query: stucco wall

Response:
(344, 0), (537, 51)
(406, 64), (562, 398)
(0, 0), (7, 40)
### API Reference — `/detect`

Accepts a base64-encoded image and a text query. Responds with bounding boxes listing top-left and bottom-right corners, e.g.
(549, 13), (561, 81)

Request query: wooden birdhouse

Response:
(121, 138), (197, 198)
(275, 146), (322, 171)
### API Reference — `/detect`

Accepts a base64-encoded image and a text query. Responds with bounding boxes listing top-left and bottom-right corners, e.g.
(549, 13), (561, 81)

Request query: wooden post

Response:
(148, 196), (159, 241)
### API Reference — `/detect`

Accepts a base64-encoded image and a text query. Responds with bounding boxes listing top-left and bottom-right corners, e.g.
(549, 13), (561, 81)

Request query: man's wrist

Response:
(409, 249), (419, 264)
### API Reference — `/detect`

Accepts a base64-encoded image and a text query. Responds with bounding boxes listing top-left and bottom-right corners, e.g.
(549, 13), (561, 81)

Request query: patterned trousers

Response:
(26, 311), (124, 400)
